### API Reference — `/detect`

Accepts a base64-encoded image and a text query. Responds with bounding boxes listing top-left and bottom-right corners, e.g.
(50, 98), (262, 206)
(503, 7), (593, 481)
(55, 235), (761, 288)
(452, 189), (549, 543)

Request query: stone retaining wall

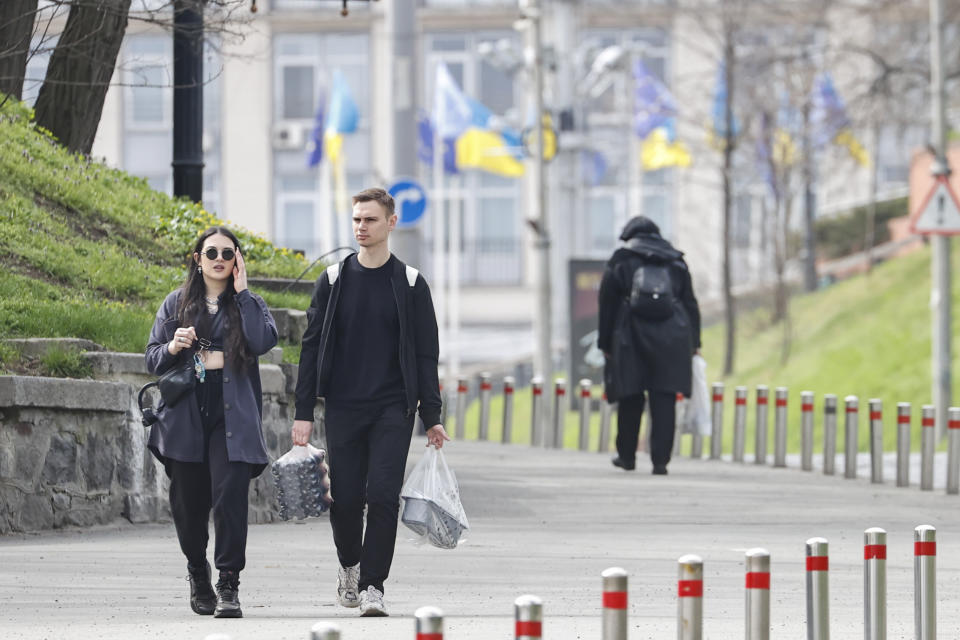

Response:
(0, 353), (324, 534)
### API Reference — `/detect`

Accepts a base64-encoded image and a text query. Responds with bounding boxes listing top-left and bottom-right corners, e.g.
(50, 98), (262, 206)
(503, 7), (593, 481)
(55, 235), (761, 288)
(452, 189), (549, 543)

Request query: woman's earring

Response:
(197, 265), (202, 273)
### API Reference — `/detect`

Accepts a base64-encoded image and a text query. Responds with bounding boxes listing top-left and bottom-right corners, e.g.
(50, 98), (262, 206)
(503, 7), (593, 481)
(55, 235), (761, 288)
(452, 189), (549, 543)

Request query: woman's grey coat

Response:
(145, 288), (278, 476)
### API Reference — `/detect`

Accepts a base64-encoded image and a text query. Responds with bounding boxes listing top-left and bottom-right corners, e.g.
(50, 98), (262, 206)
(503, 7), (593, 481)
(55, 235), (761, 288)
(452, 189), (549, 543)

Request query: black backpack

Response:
(628, 261), (675, 320)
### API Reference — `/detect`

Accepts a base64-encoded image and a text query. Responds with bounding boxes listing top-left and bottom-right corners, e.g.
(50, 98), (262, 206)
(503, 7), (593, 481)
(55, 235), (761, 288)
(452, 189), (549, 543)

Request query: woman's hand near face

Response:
(233, 249), (247, 293)
(168, 326), (197, 355)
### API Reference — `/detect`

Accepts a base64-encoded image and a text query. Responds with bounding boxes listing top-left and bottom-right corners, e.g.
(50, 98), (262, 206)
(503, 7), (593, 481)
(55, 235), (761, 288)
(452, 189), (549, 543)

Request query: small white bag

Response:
(682, 354), (712, 436)
(400, 447), (469, 549)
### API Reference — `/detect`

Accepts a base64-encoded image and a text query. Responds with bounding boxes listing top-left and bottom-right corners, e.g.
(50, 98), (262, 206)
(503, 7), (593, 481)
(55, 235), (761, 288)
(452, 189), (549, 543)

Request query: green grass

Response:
(0, 98), (317, 356)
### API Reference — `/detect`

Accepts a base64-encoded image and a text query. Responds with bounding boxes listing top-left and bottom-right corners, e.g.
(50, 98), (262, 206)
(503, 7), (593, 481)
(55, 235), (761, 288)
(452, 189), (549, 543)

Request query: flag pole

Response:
(320, 154), (334, 255)
(432, 121), (448, 388)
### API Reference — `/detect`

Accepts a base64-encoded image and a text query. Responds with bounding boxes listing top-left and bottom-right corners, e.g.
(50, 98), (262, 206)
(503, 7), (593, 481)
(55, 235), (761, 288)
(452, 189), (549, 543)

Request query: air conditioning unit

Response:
(272, 122), (306, 150)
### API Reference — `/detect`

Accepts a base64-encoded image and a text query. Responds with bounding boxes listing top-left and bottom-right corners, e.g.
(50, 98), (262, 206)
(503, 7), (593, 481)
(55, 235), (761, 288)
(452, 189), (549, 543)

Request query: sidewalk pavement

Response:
(2, 437), (959, 639)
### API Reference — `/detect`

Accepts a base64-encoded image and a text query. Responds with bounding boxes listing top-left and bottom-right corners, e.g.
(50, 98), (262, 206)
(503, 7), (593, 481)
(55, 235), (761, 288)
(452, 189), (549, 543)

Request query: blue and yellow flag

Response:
(633, 61), (690, 170)
(811, 73), (869, 167)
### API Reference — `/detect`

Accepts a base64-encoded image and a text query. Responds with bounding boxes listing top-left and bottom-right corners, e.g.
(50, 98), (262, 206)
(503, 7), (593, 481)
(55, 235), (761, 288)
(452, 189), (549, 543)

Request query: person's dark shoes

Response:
(652, 464), (668, 475)
(214, 570), (242, 618)
(612, 456), (636, 471)
(187, 562), (216, 615)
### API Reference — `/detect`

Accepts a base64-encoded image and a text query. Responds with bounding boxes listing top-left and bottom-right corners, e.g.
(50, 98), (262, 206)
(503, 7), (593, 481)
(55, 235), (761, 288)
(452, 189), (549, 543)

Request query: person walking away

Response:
(292, 187), (449, 617)
(597, 216), (701, 475)
(145, 226), (278, 618)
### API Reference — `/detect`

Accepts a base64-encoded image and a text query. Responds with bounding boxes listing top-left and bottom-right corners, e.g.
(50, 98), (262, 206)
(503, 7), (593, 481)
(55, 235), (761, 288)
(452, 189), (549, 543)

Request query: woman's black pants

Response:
(324, 401), (415, 595)
(166, 370), (253, 573)
(615, 391), (677, 468)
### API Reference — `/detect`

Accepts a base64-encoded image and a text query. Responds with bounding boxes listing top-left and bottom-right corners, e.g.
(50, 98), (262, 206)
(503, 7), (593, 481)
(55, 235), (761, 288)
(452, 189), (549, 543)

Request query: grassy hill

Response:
(0, 99), (313, 370)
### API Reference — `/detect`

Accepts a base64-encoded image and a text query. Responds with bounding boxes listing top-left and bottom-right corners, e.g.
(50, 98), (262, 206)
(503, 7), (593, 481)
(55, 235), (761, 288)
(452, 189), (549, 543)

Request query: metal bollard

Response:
(844, 396), (859, 479)
(478, 372), (492, 441)
(948, 407), (960, 494)
(415, 605), (444, 640)
(755, 385), (769, 465)
(690, 430), (703, 458)
(823, 395), (837, 475)
(601, 567), (628, 640)
(914, 525), (936, 640)
(774, 387), (788, 468)
(530, 377), (544, 447)
(677, 554), (703, 640)
(864, 528), (887, 640)
(501, 376), (515, 444)
(710, 382), (725, 460)
(801, 391), (815, 471)
(896, 403), (911, 487)
(921, 405), (935, 491)
(868, 399), (883, 484)
(310, 623), (340, 640)
(514, 594), (543, 640)
(805, 537), (830, 640)
(745, 548), (771, 640)
(599, 394), (613, 453)
(733, 386), (747, 462)
(551, 379), (567, 449)
(454, 376), (468, 440)
(578, 379), (592, 451)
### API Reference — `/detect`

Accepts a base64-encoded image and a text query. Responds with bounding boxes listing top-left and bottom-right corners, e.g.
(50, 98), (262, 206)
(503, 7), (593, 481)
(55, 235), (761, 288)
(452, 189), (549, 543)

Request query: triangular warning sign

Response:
(910, 176), (960, 235)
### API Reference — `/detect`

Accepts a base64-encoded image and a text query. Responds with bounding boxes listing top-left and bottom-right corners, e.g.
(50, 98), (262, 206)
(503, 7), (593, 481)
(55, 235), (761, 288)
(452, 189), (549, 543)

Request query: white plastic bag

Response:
(683, 354), (712, 436)
(270, 444), (331, 521)
(400, 447), (469, 549)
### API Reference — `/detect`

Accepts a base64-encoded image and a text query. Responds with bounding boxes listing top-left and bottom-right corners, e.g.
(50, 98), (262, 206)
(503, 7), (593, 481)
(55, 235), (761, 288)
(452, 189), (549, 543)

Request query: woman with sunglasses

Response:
(145, 226), (278, 618)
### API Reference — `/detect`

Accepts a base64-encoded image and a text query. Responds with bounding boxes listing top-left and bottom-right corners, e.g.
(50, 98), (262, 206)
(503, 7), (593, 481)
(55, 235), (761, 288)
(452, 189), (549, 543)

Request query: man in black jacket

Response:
(292, 187), (449, 617)
(597, 216), (701, 475)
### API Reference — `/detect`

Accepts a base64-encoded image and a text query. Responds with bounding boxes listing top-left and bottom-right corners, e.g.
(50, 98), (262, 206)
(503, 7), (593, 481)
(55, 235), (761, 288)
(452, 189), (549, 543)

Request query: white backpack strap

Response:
(326, 263), (341, 286)
(405, 265), (419, 287)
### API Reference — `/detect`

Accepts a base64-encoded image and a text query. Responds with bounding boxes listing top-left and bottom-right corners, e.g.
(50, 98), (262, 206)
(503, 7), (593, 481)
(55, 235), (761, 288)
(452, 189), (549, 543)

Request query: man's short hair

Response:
(352, 187), (395, 218)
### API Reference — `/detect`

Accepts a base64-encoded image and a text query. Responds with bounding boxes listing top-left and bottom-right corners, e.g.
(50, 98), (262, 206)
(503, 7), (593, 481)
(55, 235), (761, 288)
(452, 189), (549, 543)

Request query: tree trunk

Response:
(721, 38), (737, 376)
(33, 0), (131, 154)
(801, 100), (818, 291)
(0, 0), (39, 101)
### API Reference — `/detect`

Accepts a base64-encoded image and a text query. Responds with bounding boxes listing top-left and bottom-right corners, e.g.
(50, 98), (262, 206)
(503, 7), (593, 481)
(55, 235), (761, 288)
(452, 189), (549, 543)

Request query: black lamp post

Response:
(172, 0), (205, 203)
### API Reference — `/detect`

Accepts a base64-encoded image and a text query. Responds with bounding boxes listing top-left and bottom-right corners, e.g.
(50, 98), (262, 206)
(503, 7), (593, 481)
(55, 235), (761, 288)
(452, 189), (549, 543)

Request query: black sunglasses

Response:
(203, 247), (235, 261)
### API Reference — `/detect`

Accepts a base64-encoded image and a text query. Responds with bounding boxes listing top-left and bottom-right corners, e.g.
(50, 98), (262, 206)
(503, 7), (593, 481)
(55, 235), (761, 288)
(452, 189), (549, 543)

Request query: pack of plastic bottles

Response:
(271, 444), (331, 521)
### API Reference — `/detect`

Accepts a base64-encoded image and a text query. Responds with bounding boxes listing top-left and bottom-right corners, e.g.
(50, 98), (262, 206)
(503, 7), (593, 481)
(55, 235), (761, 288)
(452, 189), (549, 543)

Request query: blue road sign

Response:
(388, 179), (428, 228)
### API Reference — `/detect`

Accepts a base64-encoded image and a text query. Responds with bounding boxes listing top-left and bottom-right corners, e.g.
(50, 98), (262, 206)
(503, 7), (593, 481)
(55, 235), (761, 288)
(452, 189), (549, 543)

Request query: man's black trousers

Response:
(166, 370), (254, 574)
(325, 401), (415, 594)
(616, 391), (676, 468)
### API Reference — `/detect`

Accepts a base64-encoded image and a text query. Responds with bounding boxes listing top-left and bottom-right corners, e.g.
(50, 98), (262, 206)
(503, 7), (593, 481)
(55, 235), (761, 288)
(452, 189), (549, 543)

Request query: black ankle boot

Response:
(187, 562), (216, 615)
(214, 570), (242, 618)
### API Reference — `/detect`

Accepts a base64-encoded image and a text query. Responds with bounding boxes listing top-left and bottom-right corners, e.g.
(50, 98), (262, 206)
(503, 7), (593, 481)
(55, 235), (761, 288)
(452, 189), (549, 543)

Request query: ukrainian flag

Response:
(455, 97), (525, 177)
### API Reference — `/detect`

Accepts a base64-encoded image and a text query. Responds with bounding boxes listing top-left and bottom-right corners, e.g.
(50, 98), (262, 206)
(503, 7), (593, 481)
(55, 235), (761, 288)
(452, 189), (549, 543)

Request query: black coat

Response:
(597, 232), (701, 402)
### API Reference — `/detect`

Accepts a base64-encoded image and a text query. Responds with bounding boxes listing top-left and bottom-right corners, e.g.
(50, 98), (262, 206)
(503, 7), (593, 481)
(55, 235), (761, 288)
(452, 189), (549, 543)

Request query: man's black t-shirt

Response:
(325, 254), (405, 409)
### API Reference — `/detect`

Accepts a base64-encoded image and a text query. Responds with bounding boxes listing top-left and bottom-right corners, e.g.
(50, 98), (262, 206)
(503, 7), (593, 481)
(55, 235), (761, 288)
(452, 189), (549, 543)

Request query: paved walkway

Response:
(2, 438), (959, 639)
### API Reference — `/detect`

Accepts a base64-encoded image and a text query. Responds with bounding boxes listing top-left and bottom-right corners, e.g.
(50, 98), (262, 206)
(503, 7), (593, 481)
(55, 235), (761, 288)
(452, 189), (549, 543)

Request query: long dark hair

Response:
(176, 226), (254, 370)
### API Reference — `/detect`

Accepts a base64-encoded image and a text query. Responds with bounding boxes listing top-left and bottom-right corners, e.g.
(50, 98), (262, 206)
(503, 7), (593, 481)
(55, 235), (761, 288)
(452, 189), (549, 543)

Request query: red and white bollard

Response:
(897, 402), (911, 487)
(710, 382), (724, 460)
(947, 407), (960, 495)
(800, 391), (815, 471)
(514, 594), (543, 640)
(914, 525), (936, 640)
(578, 379), (592, 451)
(501, 376), (515, 444)
(755, 386), (770, 465)
(677, 554), (703, 640)
(805, 537), (830, 640)
(599, 393), (613, 453)
(454, 376), (468, 440)
(552, 379), (567, 449)
(823, 394), (838, 475)
(921, 405), (935, 491)
(864, 527), (887, 640)
(415, 606), (444, 640)
(868, 399), (883, 484)
(530, 377), (544, 447)
(310, 622), (341, 640)
(733, 386), (748, 463)
(601, 567), (628, 640)
(844, 396), (859, 479)
(774, 387), (788, 468)
(478, 372), (492, 441)
(745, 548), (771, 640)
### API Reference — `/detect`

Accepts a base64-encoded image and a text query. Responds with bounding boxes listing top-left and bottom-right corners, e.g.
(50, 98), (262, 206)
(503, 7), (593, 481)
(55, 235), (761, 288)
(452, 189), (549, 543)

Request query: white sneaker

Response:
(358, 585), (388, 617)
(336, 563), (360, 608)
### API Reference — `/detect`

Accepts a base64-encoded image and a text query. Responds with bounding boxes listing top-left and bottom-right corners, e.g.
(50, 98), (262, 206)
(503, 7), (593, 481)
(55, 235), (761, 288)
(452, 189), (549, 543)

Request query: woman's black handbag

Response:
(137, 363), (195, 427)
